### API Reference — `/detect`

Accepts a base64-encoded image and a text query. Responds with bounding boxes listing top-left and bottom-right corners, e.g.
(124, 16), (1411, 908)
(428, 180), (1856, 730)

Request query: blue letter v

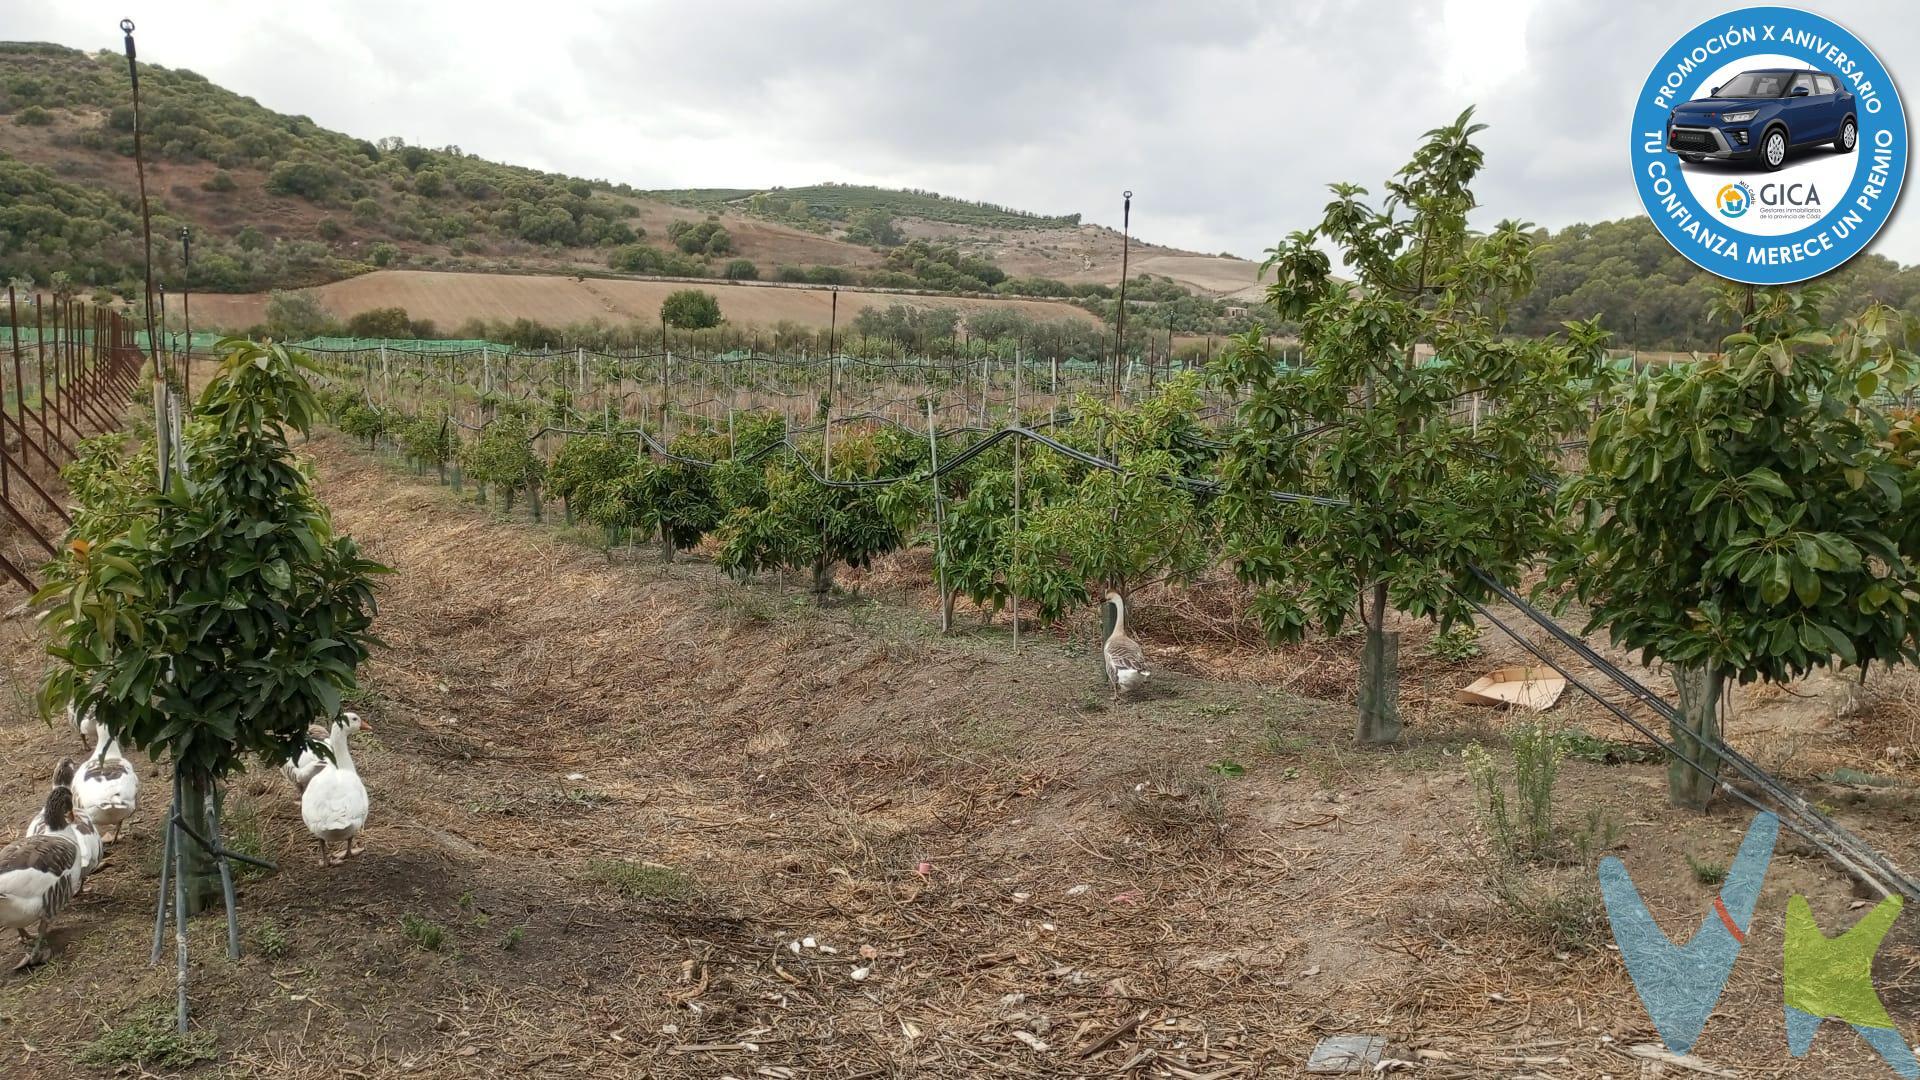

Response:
(1599, 811), (1779, 1054)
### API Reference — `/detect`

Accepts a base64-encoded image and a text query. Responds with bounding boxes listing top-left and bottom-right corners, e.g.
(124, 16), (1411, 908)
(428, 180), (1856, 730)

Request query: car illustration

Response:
(1666, 68), (1856, 170)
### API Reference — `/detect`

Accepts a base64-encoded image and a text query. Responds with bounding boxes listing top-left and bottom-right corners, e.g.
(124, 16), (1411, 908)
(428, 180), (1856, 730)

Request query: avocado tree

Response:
(38, 339), (385, 911)
(548, 429), (635, 535)
(715, 428), (921, 596)
(1554, 290), (1919, 807)
(1212, 108), (1608, 744)
(461, 406), (545, 514)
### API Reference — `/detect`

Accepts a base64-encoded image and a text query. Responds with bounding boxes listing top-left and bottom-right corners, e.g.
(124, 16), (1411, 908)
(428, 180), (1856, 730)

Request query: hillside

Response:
(185, 269), (1101, 341)
(0, 40), (1263, 321)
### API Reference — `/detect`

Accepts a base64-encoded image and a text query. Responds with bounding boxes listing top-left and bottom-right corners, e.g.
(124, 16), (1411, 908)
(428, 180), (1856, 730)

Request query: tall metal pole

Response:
(179, 226), (192, 389)
(824, 288), (837, 477)
(120, 20), (161, 384)
(158, 284), (168, 381)
(1113, 191), (1132, 401)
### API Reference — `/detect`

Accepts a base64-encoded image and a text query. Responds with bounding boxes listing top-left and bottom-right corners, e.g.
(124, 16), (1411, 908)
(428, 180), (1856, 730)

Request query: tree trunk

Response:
(660, 525), (675, 563)
(812, 553), (833, 599)
(529, 483), (543, 523)
(177, 771), (220, 915)
(1669, 663), (1725, 809)
(1356, 581), (1402, 744)
(437, 459), (447, 485)
(940, 587), (956, 634)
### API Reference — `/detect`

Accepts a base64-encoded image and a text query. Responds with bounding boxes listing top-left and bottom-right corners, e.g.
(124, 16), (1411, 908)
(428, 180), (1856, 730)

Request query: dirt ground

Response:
(3, 430), (1920, 1078)
(184, 270), (1103, 339)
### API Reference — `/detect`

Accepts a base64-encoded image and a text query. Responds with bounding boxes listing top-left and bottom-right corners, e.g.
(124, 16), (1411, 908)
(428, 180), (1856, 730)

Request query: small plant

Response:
(1568, 807), (1624, 866)
(1510, 721), (1561, 858)
(77, 1003), (217, 1069)
(1685, 852), (1729, 886)
(1423, 624), (1485, 662)
(400, 913), (445, 951)
(711, 591), (773, 631)
(558, 787), (611, 810)
(501, 925), (526, 951)
(251, 918), (290, 961)
(1206, 759), (1246, 778)
(1464, 719), (1564, 863)
(1119, 766), (1228, 845)
(220, 797), (270, 880)
(1482, 863), (1607, 952)
(588, 860), (694, 901)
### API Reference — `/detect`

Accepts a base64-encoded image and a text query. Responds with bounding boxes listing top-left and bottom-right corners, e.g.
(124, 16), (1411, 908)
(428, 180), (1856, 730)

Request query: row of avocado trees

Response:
(321, 110), (1918, 809)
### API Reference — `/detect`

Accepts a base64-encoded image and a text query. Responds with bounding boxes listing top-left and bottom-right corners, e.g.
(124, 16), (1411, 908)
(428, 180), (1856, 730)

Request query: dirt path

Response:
(0, 430), (1915, 1077)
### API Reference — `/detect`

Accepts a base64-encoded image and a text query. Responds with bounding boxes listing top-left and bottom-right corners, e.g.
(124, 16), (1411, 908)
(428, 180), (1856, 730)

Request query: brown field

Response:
(187, 270), (1105, 335)
(2, 421), (1919, 1077)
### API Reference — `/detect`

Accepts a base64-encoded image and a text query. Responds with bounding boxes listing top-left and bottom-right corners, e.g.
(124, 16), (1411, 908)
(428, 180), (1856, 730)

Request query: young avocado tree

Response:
(461, 406), (545, 515)
(1212, 109), (1608, 744)
(715, 428), (921, 597)
(1554, 290), (1919, 807)
(1020, 380), (1216, 635)
(38, 339), (386, 913)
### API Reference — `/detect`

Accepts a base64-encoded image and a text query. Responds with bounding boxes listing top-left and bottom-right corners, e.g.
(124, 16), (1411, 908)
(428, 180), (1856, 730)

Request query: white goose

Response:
(74, 726), (139, 842)
(25, 759), (102, 878)
(0, 788), (87, 969)
(1103, 591), (1152, 700)
(282, 712), (359, 794)
(67, 704), (100, 746)
(302, 714), (372, 867)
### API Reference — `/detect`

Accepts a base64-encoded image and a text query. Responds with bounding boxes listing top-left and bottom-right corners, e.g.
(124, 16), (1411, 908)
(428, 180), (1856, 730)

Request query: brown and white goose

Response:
(0, 788), (86, 969)
(67, 703), (100, 747)
(25, 759), (102, 879)
(1102, 591), (1152, 700)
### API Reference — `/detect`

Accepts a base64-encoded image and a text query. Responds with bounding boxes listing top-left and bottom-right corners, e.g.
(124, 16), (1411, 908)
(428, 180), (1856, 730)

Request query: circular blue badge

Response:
(1630, 8), (1907, 284)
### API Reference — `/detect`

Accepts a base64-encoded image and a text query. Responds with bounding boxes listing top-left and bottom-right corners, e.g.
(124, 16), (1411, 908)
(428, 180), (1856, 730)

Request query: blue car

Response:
(1667, 68), (1856, 170)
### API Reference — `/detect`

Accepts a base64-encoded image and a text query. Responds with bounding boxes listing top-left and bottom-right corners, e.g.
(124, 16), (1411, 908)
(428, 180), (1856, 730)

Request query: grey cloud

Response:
(11, 0), (1918, 263)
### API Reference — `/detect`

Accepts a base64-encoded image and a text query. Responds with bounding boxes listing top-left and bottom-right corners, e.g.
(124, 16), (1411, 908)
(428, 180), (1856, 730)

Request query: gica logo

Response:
(1631, 7), (1907, 284)
(1717, 181), (1755, 216)
(1603, 812), (1918, 1076)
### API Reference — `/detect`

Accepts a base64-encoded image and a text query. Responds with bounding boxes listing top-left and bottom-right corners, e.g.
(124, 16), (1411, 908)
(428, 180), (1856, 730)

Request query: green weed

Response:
(400, 914), (445, 952)
(587, 860), (694, 901)
(77, 1003), (216, 1069)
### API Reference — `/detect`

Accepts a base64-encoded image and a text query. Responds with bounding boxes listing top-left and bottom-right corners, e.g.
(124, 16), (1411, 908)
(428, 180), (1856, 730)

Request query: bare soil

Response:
(184, 270), (1102, 338)
(2, 431), (1918, 1078)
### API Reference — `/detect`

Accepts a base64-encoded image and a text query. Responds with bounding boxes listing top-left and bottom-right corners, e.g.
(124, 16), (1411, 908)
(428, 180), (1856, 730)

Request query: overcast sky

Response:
(14, 1), (1919, 265)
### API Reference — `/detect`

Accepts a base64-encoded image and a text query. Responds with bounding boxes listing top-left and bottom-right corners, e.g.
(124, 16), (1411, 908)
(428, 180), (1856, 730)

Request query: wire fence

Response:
(1, 289), (152, 592)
